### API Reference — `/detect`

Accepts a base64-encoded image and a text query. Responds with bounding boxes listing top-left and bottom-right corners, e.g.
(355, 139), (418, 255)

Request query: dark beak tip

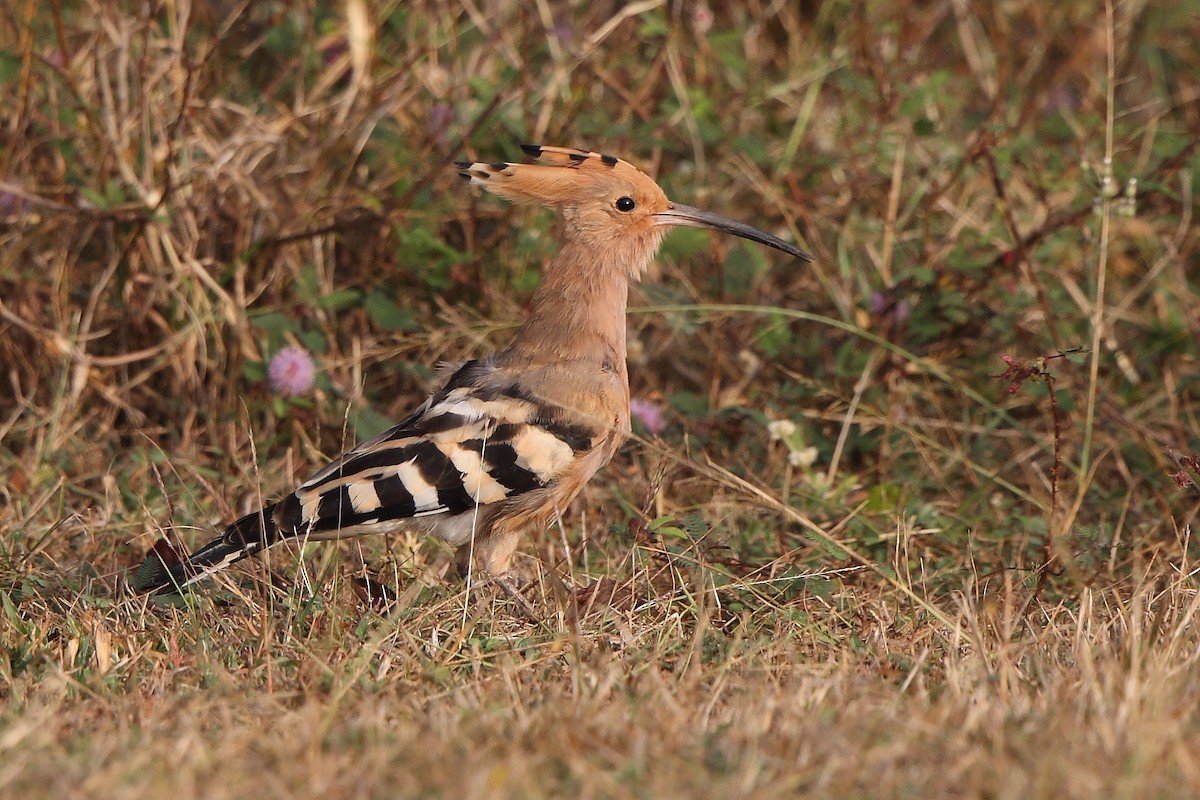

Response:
(659, 204), (812, 262)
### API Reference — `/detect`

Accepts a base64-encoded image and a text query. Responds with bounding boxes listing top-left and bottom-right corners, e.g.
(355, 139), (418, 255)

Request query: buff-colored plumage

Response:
(132, 145), (810, 596)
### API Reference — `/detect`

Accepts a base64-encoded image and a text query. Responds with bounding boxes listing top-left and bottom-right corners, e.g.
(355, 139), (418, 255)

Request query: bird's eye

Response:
(615, 196), (636, 212)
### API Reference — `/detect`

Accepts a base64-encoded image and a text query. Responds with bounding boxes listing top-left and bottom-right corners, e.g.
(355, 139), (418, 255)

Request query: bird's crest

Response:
(516, 145), (631, 172)
(455, 144), (668, 209)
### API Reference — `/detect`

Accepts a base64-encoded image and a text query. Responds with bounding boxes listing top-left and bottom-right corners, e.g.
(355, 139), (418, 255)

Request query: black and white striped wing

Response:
(131, 360), (596, 593)
(274, 362), (595, 539)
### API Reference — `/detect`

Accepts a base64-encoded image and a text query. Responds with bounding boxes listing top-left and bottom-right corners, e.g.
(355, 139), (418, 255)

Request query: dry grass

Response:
(3, 0), (1200, 797)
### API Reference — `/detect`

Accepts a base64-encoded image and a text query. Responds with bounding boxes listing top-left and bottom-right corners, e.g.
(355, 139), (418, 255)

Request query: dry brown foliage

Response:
(3, 1), (1200, 797)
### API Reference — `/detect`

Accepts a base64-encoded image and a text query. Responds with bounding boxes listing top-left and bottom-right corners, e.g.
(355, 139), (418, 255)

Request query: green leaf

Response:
(710, 30), (748, 79)
(79, 186), (112, 209)
(394, 225), (463, 290)
(296, 263), (321, 304)
(648, 515), (692, 540)
(364, 291), (418, 331)
(299, 329), (327, 354)
(2, 589), (29, 636)
(722, 242), (768, 296)
(668, 391), (708, 420)
(244, 359), (264, 385)
(351, 406), (395, 441)
(660, 227), (713, 263)
(316, 288), (361, 311)
(679, 513), (708, 537)
(805, 578), (836, 601)
(249, 311), (294, 336)
(636, 8), (668, 38)
(753, 311), (792, 358)
(648, 515), (674, 530)
(866, 482), (901, 512)
(0, 50), (21, 83)
(656, 525), (689, 540)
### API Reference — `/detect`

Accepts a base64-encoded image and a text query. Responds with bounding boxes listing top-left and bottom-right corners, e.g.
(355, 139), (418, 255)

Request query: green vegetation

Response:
(2, 1), (1199, 796)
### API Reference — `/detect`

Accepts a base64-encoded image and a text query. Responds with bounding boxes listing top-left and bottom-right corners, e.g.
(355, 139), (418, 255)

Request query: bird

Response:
(131, 144), (811, 596)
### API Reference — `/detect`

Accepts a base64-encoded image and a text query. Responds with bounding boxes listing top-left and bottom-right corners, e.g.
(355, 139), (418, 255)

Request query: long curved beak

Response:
(653, 203), (812, 262)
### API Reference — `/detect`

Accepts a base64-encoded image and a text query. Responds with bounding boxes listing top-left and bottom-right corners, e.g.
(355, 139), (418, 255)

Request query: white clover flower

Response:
(767, 419), (796, 442)
(789, 446), (819, 468)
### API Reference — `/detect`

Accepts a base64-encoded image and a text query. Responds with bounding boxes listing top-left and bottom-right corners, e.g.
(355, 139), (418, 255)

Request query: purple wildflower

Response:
(269, 346), (316, 396)
(550, 17), (576, 43)
(868, 289), (911, 325)
(1042, 84), (1080, 114)
(630, 398), (666, 435)
(427, 104), (453, 147)
(0, 185), (27, 218)
(691, 3), (714, 35)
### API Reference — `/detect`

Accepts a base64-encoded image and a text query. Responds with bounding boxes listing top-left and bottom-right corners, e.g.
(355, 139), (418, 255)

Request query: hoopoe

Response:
(132, 144), (810, 596)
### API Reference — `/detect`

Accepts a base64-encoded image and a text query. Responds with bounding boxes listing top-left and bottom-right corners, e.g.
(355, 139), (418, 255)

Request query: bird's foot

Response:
(493, 574), (540, 622)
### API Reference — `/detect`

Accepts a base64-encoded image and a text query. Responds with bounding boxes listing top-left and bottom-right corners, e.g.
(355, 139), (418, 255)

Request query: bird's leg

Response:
(478, 527), (522, 577)
(494, 574), (539, 622)
(454, 528), (539, 619)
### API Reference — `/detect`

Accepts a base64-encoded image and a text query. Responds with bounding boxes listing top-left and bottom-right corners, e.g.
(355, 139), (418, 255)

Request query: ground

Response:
(2, 1), (1200, 797)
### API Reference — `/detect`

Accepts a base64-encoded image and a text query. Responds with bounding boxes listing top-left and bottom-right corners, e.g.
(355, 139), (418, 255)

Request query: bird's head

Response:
(456, 145), (810, 279)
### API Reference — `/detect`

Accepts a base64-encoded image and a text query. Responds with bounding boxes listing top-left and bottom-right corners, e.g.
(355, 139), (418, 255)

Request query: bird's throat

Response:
(500, 243), (631, 375)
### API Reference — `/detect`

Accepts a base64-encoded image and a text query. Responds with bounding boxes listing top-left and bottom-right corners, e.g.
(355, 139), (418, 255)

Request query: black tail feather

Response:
(131, 505), (281, 594)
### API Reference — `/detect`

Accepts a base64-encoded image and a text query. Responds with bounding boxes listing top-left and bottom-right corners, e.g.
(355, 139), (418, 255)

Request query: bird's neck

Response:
(500, 241), (631, 374)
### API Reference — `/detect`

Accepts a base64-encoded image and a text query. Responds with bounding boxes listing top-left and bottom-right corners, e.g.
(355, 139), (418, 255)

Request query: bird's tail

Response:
(130, 505), (281, 594)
